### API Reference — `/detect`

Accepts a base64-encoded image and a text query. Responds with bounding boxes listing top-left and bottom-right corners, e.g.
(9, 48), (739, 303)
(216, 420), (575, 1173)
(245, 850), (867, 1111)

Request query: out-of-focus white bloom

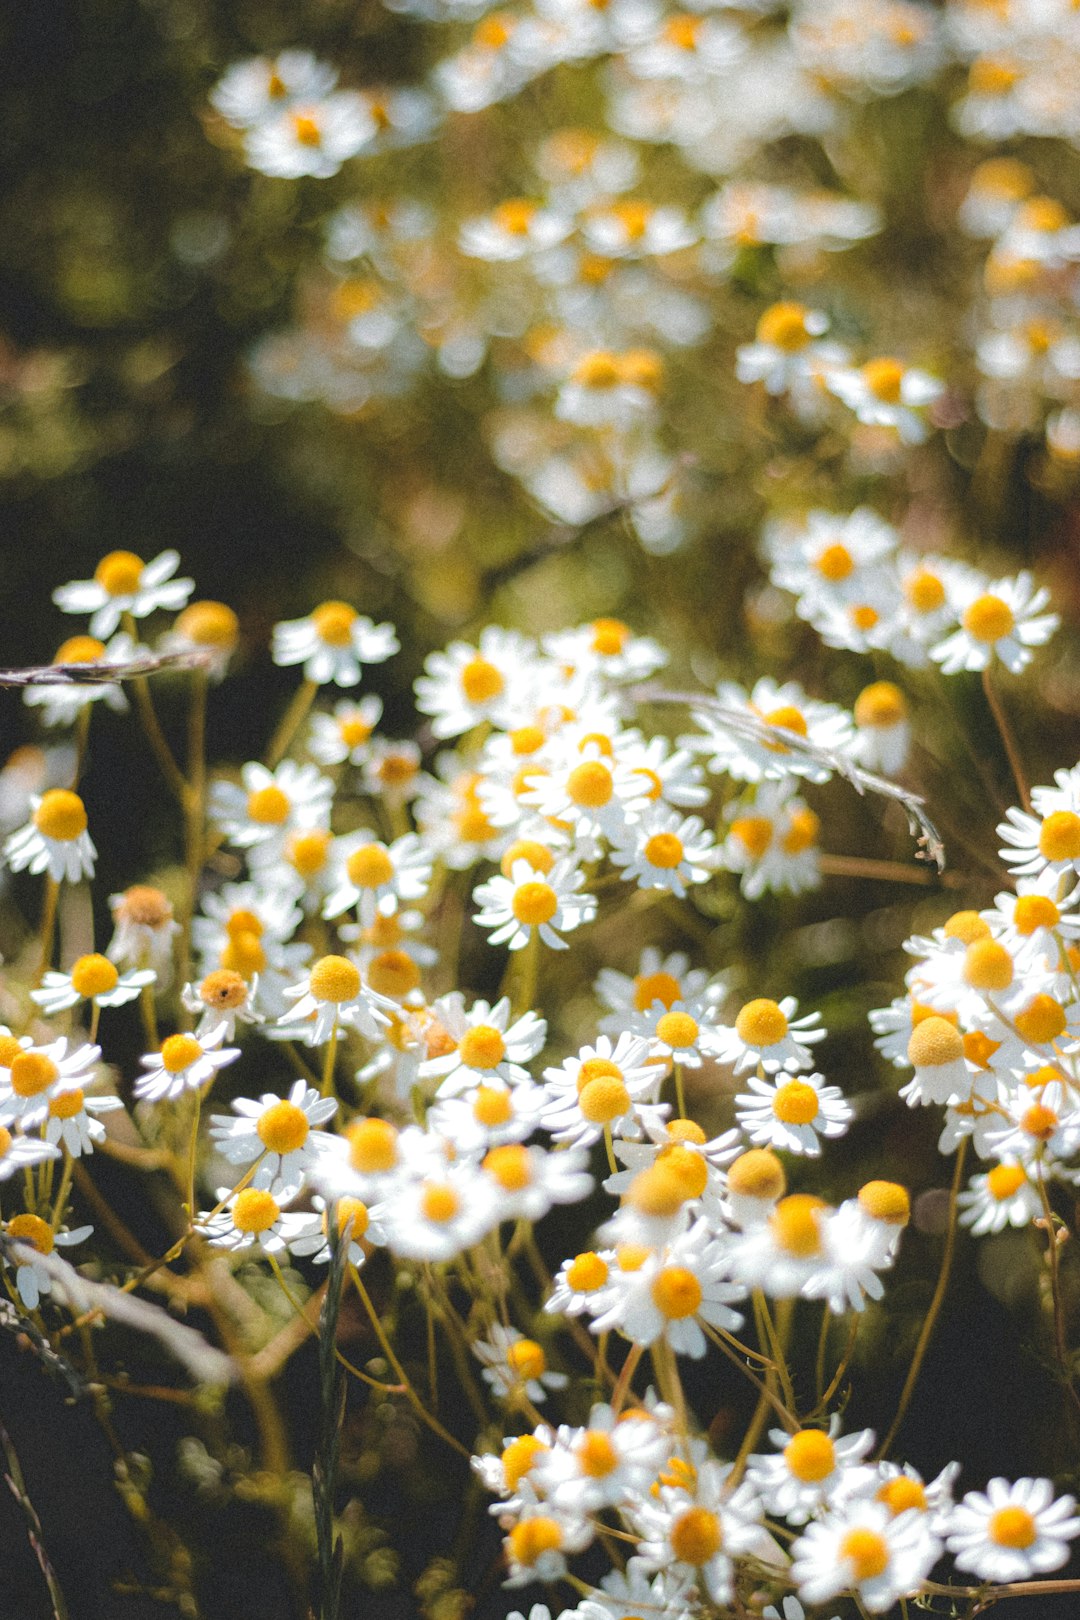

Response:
(53, 549), (193, 638)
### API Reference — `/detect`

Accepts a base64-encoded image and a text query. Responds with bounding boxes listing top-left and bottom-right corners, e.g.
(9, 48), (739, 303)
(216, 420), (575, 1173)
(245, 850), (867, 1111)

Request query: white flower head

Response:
(32, 954), (155, 1016)
(272, 601), (398, 687)
(5, 790), (96, 883)
(472, 857), (596, 953)
(134, 1027), (240, 1104)
(931, 572), (1058, 675)
(946, 1477), (1080, 1582)
(53, 549), (193, 638)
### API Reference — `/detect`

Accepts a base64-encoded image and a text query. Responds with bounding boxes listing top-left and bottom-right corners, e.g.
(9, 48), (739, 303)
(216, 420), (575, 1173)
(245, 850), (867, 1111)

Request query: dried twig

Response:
(0, 1416), (70, 1619)
(0, 650), (213, 689)
(313, 1215), (349, 1620)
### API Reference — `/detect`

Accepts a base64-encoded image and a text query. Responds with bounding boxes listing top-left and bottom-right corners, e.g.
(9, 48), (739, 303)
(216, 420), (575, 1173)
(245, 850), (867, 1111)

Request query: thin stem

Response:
(35, 877), (60, 988)
(321, 1025), (339, 1102)
(186, 1089), (202, 1221)
(122, 612), (188, 806)
(1034, 1165), (1080, 1420)
(879, 1138), (968, 1457)
(515, 926), (540, 1018)
(982, 664), (1030, 813)
(265, 677), (317, 770)
(49, 1153), (75, 1230)
(350, 1265), (469, 1457)
(602, 1123), (618, 1176)
(673, 1063), (686, 1119)
(610, 1343), (644, 1415)
(178, 667), (208, 1006)
(71, 706), (92, 789)
(818, 854), (966, 890)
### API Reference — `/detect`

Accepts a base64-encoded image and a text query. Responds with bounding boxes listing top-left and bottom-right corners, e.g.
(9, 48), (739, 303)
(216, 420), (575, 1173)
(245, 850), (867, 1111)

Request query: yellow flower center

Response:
(366, 949), (420, 1000)
(964, 1030), (1000, 1069)
(735, 998), (788, 1047)
(9, 1212), (54, 1254)
(460, 1025), (507, 1070)
(308, 601), (356, 646)
(420, 1182), (460, 1224)
(257, 1100), (310, 1155)
(772, 1080), (819, 1126)
(629, 1164), (690, 1218)
(483, 1144), (532, 1191)
(877, 1477), (927, 1515)
(1013, 895), (1059, 934)
(944, 910), (991, 943)
(55, 635), (107, 664)
(511, 881), (558, 926)
(473, 1086), (514, 1126)
(11, 1052), (60, 1098)
(781, 807), (820, 855)
(655, 1011), (698, 1049)
(963, 594), (1015, 644)
(246, 785), (291, 825)
(987, 1163), (1026, 1201)
(963, 939), (1014, 991)
(651, 1266), (703, 1320)
(335, 1197), (369, 1240)
(663, 13), (702, 50)
(506, 1337), (546, 1381)
(762, 705), (808, 751)
(907, 1016), (964, 1067)
(0, 1126), (10, 1155)
(501, 1434), (547, 1490)
(756, 301), (810, 351)
(616, 1243), (650, 1272)
(841, 1528), (890, 1581)
(461, 657), (504, 704)
(854, 681), (908, 729)
(989, 1506), (1037, 1549)
(816, 543), (854, 582)
(730, 816), (773, 857)
(33, 789), (88, 842)
(577, 1430), (618, 1476)
(970, 56), (1019, 95)
(573, 349), (622, 389)
(727, 1148), (786, 1200)
(160, 1034), (203, 1074)
(579, 1075), (632, 1124)
(492, 198), (538, 236)
(346, 1117), (398, 1173)
(500, 841), (555, 880)
(904, 568), (946, 614)
(474, 13), (513, 47)
(565, 1251), (608, 1292)
(1039, 811), (1080, 862)
(633, 971), (682, 1011)
(282, 829), (329, 880)
(508, 1518), (562, 1567)
(771, 1194), (827, 1257)
(862, 357), (905, 403)
(340, 714), (376, 750)
(643, 833), (684, 869)
(292, 112), (323, 147)
(858, 1181), (910, 1224)
(667, 1118), (707, 1145)
(94, 550), (144, 595)
(309, 955), (361, 1004)
(670, 1506), (721, 1566)
(591, 618), (629, 655)
(1014, 994), (1066, 1045)
(656, 1143), (709, 1199)
(70, 953), (119, 999)
(232, 1188), (280, 1234)
(346, 843), (395, 891)
(567, 761), (613, 809)
(220, 932), (266, 976)
(784, 1429), (835, 1482)
(175, 600), (238, 649)
(200, 969), (248, 1009)
(49, 1088), (84, 1120)
(118, 885), (172, 927)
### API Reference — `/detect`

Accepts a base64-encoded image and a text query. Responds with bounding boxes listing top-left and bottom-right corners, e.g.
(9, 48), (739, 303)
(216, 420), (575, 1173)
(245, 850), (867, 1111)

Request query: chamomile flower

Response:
(278, 954), (389, 1047)
(245, 95), (376, 179)
(999, 768), (1080, 879)
(472, 857), (596, 952)
(0, 1125), (60, 1181)
(590, 1221), (745, 1355)
(536, 1402), (669, 1516)
(427, 1077), (548, 1154)
(53, 549), (193, 638)
(983, 871), (1080, 962)
(415, 628), (532, 738)
(32, 954), (155, 1016)
(210, 50), (337, 128)
(459, 198), (572, 260)
(541, 619), (666, 683)
(597, 948), (718, 1033)
(382, 1159), (498, 1260)
(4, 790), (96, 882)
(851, 682), (912, 776)
(107, 885), (180, 975)
(474, 1324), (569, 1405)
(5, 1215), (93, 1310)
(747, 1420), (876, 1524)
(273, 601), (398, 687)
(209, 760), (332, 851)
(721, 783), (823, 900)
(958, 1161), (1042, 1234)
(308, 695), (383, 765)
(161, 600), (240, 681)
(420, 994), (546, 1093)
(687, 677), (854, 785)
(200, 1186), (316, 1254)
(288, 1193), (387, 1267)
(209, 1081), (337, 1196)
(791, 1497), (938, 1612)
(827, 356), (944, 443)
(632, 1460), (773, 1606)
(609, 809), (716, 897)
(931, 572), (1058, 675)
(134, 1028), (239, 1104)
(181, 969), (261, 1041)
(321, 830), (432, 922)
(946, 1477), (1080, 1581)
(709, 996), (825, 1074)
(545, 1247), (616, 1316)
(540, 1031), (663, 1147)
(736, 302), (832, 395)
(735, 1071), (852, 1156)
(501, 1500), (592, 1588)
(43, 1084), (122, 1157)
(480, 1141), (593, 1223)
(23, 632), (137, 726)
(0, 1037), (102, 1128)
(632, 999), (716, 1069)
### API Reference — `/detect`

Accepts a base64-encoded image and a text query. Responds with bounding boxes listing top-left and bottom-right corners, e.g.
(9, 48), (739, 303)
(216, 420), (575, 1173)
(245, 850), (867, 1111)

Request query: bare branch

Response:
(0, 650), (214, 689)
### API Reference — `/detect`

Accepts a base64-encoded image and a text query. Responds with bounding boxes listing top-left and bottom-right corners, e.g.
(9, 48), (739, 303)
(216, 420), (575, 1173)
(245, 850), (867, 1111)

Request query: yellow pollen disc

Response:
(579, 1075), (631, 1123)
(345, 843), (393, 890)
(492, 198), (537, 236)
(199, 969), (248, 1009)
(483, 1144), (532, 1191)
(944, 910), (992, 943)
(577, 1430), (618, 1476)
(731, 816), (773, 857)
(49, 1088), (84, 1120)
(591, 618), (629, 655)
(616, 1243), (650, 1272)
(907, 1016), (964, 1067)
(118, 884), (173, 927)
(474, 12), (512, 46)
(501, 839), (555, 878)
(509, 725), (545, 756)
(511, 881), (557, 926)
(578, 732), (614, 759)
(55, 635), (107, 664)
(366, 949), (421, 1000)
(634, 767), (664, 801)
(501, 1434), (547, 1490)
(629, 1165), (689, 1218)
(285, 829), (330, 880)
(9, 1213), (54, 1255)
(1014, 994), (1066, 1045)
(1021, 1103), (1057, 1140)
(1039, 811), (1080, 862)
(458, 800), (495, 844)
(573, 350), (622, 388)
(364, 912), (403, 949)
(862, 357), (905, 403)
(644, 833), (684, 869)
(664, 13), (702, 49)
(226, 907), (263, 940)
(667, 1118), (707, 1145)
(376, 752), (418, 789)
(71, 953), (119, 998)
(963, 939), (1014, 991)
(420, 1182), (459, 1224)
(506, 1337), (546, 1380)
(655, 1454), (696, 1491)
(508, 1518), (562, 1566)
(346, 1117), (398, 1173)
(339, 714), (375, 749)
(618, 349), (663, 392)
(841, 1528), (890, 1581)
(963, 594), (1014, 643)
(858, 1181), (910, 1225)
(651, 1266), (703, 1320)
(460, 1025), (507, 1070)
(11, 1052), (60, 1098)
(175, 600), (238, 649)
(964, 1030), (1000, 1068)
(735, 998), (788, 1047)
(567, 760), (613, 809)
(657, 1143), (708, 1198)
(904, 568), (947, 614)
(308, 601), (356, 646)
(0, 1126), (10, 1155)
(1013, 895), (1059, 934)
(309, 955), (361, 1004)
(220, 932), (266, 976)
(772, 1080), (819, 1126)
(336, 1197), (369, 1240)
(292, 112), (322, 146)
(763, 705), (808, 745)
(609, 200), (652, 240)
(855, 681), (908, 729)
(257, 1100), (310, 1155)
(246, 785), (290, 825)
(784, 1429), (835, 1482)
(781, 807), (820, 855)
(850, 605), (880, 632)
(655, 1011), (698, 1049)
(0, 1037), (22, 1068)
(670, 1506), (721, 1566)
(473, 1086), (513, 1127)
(771, 1194), (827, 1257)
(633, 971), (681, 1012)
(232, 1188), (280, 1234)
(727, 1148), (786, 1200)
(989, 1506), (1037, 1549)
(987, 1163), (1026, 1201)
(816, 542), (854, 582)
(566, 1251), (608, 1292)
(756, 301), (810, 351)
(94, 549), (144, 596)
(461, 656), (504, 704)
(160, 1034), (203, 1074)
(877, 1477), (927, 1515)
(33, 789), (88, 842)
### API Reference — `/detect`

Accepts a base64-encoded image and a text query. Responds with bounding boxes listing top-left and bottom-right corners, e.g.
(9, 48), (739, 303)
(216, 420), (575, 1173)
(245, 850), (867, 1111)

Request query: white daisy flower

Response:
(983, 871), (1080, 963)
(747, 1420), (876, 1525)
(581, 200), (697, 259)
(708, 996), (825, 1074)
(480, 1141), (593, 1224)
(632, 1460), (774, 1607)
(209, 1080), (338, 1196)
(472, 857), (596, 953)
(307, 695), (383, 765)
(589, 1220), (745, 1356)
(630, 999), (716, 1070)
(181, 969), (261, 1041)
(459, 198), (571, 260)
(541, 619), (666, 683)
(555, 348), (661, 429)
(734, 1071), (852, 1156)
(414, 628), (532, 738)
(535, 1402), (669, 1517)
(160, 600), (241, 682)
(946, 1477), (1080, 1581)
(999, 768), (1080, 880)
(22, 631), (137, 727)
(133, 1027), (240, 1103)
(851, 681), (911, 776)
(32, 954), (155, 1016)
(544, 1247), (616, 1317)
(277, 954), (389, 1048)
(52, 548), (193, 638)
(200, 1186), (317, 1255)
(288, 1193), (387, 1268)
(618, 734), (709, 811)
(420, 994), (546, 1093)
(0, 1037), (102, 1129)
(381, 1159), (498, 1261)
(501, 1499), (592, 1588)
(609, 809), (716, 897)
(244, 94), (376, 179)
(931, 572), (1058, 675)
(43, 1084), (122, 1157)
(736, 301), (833, 396)
(958, 1161), (1042, 1235)
(474, 1324), (569, 1405)
(4, 1215), (93, 1310)
(272, 601), (398, 687)
(210, 50), (337, 129)
(4, 789), (96, 883)
(107, 884), (180, 976)
(427, 1078), (548, 1156)
(721, 783), (823, 901)
(596, 948), (718, 1034)
(686, 677), (854, 785)
(0, 1125), (60, 1181)
(791, 1497), (939, 1613)
(209, 760), (333, 851)
(827, 356), (944, 443)
(321, 830), (432, 923)
(540, 1031), (663, 1147)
